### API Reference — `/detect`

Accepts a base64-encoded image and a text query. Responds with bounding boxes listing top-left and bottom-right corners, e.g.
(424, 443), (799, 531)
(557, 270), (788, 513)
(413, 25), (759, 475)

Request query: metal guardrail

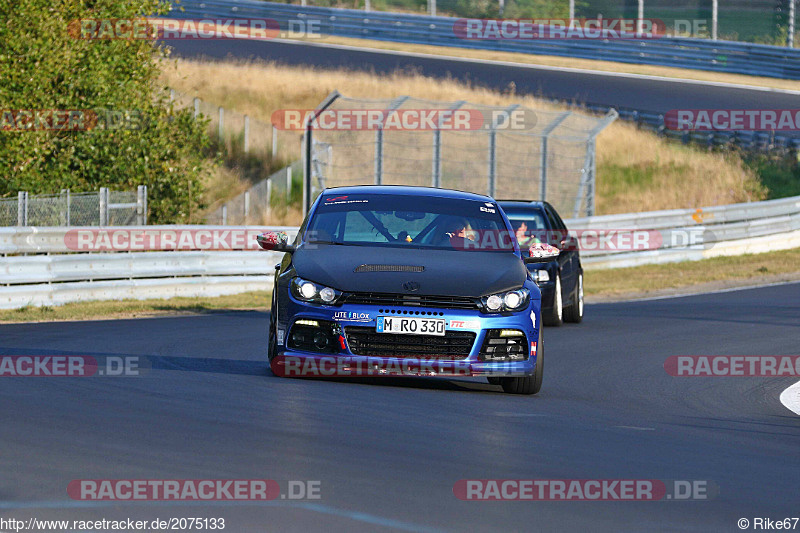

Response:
(171, 1), (800, 80)
(1, 194), (799, 308)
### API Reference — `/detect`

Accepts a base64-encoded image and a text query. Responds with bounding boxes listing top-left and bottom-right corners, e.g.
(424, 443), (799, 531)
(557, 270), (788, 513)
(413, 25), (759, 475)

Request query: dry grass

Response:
(0, 291), (271, 323)
(585, 247), (800, 297)
(160, 58), (766, 215)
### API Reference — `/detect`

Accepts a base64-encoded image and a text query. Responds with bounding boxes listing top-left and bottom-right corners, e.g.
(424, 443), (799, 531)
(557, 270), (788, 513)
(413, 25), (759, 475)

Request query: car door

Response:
(544, 204), (575, 293)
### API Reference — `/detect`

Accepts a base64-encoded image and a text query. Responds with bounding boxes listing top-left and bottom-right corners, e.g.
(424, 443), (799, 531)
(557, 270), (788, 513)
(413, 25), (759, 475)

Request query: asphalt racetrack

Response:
(168, 38), (800, 121)
(1, 282), (798, 531)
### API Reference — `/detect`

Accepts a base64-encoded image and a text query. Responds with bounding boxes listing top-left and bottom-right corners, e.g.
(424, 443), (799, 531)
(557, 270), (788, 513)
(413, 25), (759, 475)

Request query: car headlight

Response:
(480, 288), (530, 313)
(291, 277), (342, 305)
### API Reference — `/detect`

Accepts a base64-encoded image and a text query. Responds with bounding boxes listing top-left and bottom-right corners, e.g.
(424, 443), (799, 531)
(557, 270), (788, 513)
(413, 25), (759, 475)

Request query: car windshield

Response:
(306, 193), (516, 252)
(505, 211), (548, 247)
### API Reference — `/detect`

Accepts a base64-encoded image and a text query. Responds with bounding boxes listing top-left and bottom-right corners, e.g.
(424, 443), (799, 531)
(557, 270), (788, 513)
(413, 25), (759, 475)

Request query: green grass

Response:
(744, 153), (800, 200)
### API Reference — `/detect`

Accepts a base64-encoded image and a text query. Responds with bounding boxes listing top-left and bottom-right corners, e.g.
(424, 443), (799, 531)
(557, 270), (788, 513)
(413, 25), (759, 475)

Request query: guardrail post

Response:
(218, 106), (224, 141)
(99, 187), (109, 226)
(137, 185), (148, 225)
(17, 191), (27, 226)
(244, 115), (250, 153)
(193, 97), (200, 119)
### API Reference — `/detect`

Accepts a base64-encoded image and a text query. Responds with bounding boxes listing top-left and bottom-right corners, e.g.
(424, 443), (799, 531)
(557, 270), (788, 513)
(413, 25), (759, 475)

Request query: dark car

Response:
(497, 201), (583, 327)
(258, 186), (557, 394)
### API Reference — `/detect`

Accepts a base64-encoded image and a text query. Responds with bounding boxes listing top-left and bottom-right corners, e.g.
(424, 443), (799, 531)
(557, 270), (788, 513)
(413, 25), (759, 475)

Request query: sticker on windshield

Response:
(323, 196), (369, 206)
(480, 206), (496, 214)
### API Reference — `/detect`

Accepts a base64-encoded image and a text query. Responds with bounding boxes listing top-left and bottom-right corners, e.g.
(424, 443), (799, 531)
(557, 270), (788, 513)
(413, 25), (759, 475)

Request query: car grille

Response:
(342, 292), (479, 310)
(344, 326), (476, 359)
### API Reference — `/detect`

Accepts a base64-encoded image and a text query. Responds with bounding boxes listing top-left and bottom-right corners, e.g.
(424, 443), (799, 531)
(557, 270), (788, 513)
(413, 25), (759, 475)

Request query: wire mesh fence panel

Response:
(306, 95), (616, 217)
(0, 190), (142, 227)
(0, 198), (18, 226)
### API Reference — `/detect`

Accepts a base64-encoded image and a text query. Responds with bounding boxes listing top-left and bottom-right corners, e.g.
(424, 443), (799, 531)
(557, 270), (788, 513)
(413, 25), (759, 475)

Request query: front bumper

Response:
(273, 297), (540, 378)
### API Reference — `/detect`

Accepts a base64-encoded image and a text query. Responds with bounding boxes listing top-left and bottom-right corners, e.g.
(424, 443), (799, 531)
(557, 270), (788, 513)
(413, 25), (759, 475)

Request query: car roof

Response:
(497, 200), (548, 211)
(321, 185), (493, 202)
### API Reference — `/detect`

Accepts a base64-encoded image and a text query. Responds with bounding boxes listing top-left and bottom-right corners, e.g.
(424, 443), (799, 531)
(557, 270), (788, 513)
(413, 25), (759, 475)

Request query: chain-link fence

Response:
(205, 161), (302, 225)
(0, 187), (147, 226)
(276, 0), (795, 44)
(169, 89), (292, 163)
(304, 94), (616, 218)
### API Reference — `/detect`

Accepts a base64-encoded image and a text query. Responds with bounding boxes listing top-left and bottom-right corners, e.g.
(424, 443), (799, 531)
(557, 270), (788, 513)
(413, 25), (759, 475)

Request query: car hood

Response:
(292, 244), (526, 298)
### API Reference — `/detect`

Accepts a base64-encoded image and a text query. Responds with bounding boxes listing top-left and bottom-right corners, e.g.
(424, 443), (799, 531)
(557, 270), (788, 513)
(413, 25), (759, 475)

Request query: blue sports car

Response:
(257, 186), (556, 394)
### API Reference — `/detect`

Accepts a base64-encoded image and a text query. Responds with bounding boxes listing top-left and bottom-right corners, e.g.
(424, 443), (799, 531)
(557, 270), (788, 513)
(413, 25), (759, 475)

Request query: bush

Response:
(0, 0), (213, 223)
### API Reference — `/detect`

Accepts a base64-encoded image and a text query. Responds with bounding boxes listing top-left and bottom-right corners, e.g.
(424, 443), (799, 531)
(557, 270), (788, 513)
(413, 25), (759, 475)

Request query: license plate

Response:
(376, 316), (446, 336)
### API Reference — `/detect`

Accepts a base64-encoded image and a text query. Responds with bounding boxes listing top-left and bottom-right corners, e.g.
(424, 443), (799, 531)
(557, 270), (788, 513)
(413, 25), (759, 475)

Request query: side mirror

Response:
(523, 242), (560, 263)
(257, 232), (295, 253)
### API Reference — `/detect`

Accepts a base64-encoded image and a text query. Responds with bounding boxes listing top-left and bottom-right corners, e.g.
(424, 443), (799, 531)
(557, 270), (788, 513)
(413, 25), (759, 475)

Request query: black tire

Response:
(563, 270), (584, 324)
(542, 272), (563, 327)
(267, 292), (278, 364)
(487, 377), (501, 385)
(500, 330), (543, 395)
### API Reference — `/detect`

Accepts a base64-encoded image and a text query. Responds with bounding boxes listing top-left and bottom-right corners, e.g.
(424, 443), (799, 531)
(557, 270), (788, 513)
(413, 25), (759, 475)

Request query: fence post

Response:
(539, 111), (572, 202)
(286, 166), (293, 201)
(17, 191), (27, 226)
(432, 129), (441, 188)
(429, 0), (436, 16)
(487, 127), (496, 197)
(636, 0), (644, 35)
(99, 187), (109, 226)
(711, 0), (718, 40)
(374, 126), (384, 185)
(244, 191), (251, 223)
(137, 185), (148, 225)
(588, 139), (596, 216)
(193, 97), (200, 119)
(218, 106), (224, 141)
(365, 0), (371, 11)
(169, 89), (175, 103)
(60, 189), (69, 226)
(266, 179), (273, 218)
(222, 204), (228, 225)
(272, 125), (278, 158)
(66, 189), (71, 226)
(244, 115), (250, 153)
(789, 0), (796, 48)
